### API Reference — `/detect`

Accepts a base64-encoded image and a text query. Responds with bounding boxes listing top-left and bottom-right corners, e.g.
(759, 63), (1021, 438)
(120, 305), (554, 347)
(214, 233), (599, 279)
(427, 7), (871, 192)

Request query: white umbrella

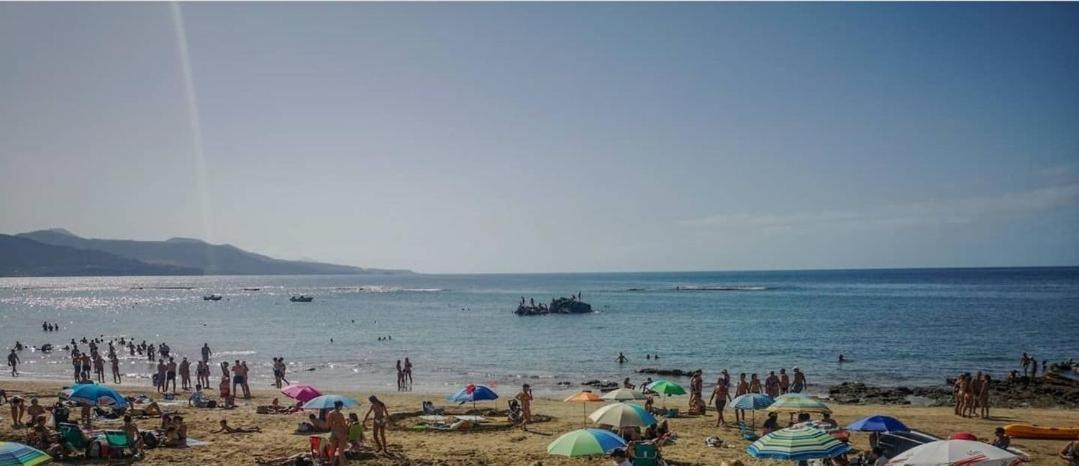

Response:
(588, 402), (657, 428)
(887, 440), (1023, 466)
(600, 388), (646, 401)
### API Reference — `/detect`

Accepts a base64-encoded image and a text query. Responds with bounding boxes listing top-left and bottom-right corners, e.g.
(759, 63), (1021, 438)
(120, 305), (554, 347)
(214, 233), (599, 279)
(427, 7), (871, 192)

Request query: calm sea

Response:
(1, 267), (1077, 395)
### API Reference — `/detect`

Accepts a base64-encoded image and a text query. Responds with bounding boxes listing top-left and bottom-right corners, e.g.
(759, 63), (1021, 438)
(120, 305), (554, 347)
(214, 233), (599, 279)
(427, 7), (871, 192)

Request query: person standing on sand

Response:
(970, 371), (983, 413)
(240, 361), (251, 398)
(404, 358), (413, 387)
(326, 400), (348, 466)
(179, 357), (191, 390)
(231, 360), (243, 398)
(765, 371), (780, 398)
(220, 361), (230, 380)
(791, 367), (807, 393)
(735, 373), (749, 423)
(395, 360), (404, 391)
(93, 353), (105, 383)
(1020, 352), (1030, 377)
(165, 357), (177, 393)
(196, 360), (210, 388)
(364, 396), (390, 453)
(979, 374), (991, 418)
(749, 373), (762, 394)
(515, 384), (534, 429)
(155, 359), (167, 393)
(709, 377), (731, 426)
(110, 353), (121, 384)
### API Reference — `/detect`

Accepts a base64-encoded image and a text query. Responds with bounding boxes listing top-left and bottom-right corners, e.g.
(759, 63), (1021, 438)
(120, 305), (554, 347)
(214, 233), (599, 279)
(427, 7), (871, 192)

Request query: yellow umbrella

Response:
(564, 390), (604, 422)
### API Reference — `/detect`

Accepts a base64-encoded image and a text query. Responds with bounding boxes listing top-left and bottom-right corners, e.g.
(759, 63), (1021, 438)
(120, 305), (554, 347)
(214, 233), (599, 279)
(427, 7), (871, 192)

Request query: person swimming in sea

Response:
(617, 352), (628, 364)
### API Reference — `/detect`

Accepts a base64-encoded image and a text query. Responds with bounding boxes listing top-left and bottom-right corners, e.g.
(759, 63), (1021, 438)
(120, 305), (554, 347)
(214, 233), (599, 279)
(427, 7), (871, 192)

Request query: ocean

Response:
(1, 267), (1077, 395)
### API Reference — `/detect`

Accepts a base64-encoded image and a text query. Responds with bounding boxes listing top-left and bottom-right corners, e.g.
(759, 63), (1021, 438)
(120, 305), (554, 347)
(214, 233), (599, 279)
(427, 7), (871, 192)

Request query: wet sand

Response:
(0, 379), (1075, 465)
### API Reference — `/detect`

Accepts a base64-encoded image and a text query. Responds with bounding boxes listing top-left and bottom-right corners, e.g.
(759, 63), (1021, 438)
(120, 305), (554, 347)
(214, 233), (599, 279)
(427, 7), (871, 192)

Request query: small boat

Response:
(243, 288), (261, 291)
(1004, 423), (1079, 440)
(203, 295), (223, 301)
(290, 295), (314, 303)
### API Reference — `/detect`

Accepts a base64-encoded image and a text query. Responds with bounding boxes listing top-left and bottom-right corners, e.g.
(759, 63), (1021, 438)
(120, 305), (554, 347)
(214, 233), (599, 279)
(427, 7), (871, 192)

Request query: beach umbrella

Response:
(646, 380), (686, 396)
(588, 402), (657, 428)
(281, 384), (322, 403)
(302, 394), (360, 410)
(887, 440), (1022, 466)
(731, 393), (774, 427)
(547, 428), (627, 457)
(564, 391), (604, 422)
(747, 425), (852, 461)
(448, 384), (498, 407)
(600, 388), (645, 401)
(0, 442), (51, 466)
(767, 394), (831, 414)
(847, 415), (909, 433)
(646, 380), (686, 408)
(68, 383), (127, 408)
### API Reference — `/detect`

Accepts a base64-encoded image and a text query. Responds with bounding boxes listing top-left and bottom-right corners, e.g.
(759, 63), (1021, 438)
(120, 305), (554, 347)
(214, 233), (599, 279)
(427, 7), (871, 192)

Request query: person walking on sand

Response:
(709, 377), (732, 426)
(166, 357), (178, 393)
(326, 400), (348, 466)
(364, 396), (390, 453)
(8, 349), (20, 377)
(515, 384), (534, 429)
(779, 368), (790, 394)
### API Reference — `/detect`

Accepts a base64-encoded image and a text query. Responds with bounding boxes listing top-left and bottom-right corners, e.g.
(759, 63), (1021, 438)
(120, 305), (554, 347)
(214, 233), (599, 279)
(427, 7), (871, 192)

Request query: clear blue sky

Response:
(1, 3), (1077, 273)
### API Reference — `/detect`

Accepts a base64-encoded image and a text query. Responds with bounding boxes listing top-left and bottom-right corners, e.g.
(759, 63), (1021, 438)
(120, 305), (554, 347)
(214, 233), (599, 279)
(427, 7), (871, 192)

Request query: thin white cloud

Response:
(680, 183), (1079, 233)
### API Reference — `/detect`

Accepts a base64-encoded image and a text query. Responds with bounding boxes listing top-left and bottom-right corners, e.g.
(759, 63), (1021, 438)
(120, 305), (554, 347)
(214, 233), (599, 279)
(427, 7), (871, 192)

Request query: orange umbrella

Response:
(563, 390), (604, 423)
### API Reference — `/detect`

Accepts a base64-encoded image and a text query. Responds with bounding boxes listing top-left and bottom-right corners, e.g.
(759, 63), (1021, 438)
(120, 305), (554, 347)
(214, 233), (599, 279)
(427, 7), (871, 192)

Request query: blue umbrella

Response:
(731, 393), (775, 410)
(448, 384), (499, 406)
(68, 384), (127, 407)
(302, 394), (360, 410)
(846, 415), (909, 432)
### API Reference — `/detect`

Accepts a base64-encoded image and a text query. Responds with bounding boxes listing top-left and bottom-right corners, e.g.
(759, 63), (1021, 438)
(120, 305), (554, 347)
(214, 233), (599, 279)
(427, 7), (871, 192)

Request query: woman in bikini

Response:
(364, 396), (390, 453)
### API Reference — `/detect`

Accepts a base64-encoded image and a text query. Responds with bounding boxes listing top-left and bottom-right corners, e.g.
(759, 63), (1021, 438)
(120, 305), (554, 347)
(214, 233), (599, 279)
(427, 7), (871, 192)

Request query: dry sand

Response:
(1, 380), (1075, 465)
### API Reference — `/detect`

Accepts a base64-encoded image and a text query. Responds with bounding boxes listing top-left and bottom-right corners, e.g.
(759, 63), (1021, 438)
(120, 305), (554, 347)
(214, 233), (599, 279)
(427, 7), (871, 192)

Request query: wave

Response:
(334, 286), (445, 293)
(675, 285), (769, 291)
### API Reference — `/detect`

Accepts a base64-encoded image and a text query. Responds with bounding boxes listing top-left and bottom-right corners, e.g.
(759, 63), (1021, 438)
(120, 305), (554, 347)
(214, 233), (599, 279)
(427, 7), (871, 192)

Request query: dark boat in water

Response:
(290, 295), (314, 302)
(203, 294), (223, 301)
(515, 296), (592, 316)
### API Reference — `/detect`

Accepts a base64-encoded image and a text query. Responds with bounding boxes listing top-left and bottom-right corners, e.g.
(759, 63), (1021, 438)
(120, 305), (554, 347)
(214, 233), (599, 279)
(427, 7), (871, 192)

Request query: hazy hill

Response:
(11, 228), (408, 276)
(0, 234), (199, 276)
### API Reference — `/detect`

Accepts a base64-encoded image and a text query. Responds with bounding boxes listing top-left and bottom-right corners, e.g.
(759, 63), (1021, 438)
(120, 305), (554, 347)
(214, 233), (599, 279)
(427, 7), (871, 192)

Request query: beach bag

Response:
(141, 431), (158, 449)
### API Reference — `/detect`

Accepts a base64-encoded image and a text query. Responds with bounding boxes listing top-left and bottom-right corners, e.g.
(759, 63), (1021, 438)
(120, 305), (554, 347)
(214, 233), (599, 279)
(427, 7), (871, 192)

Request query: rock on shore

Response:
(829, 376), (1079, 409)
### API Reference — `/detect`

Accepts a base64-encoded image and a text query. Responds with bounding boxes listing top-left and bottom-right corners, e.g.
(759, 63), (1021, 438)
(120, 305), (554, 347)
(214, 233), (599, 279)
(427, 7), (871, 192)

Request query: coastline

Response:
(1, 379), (1075, 465)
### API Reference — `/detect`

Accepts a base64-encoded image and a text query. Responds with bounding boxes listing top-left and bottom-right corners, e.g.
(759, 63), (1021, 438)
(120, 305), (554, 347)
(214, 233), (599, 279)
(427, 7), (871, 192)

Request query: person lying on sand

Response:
(297, 413), (328, 433)
(213, 419), (261, 434)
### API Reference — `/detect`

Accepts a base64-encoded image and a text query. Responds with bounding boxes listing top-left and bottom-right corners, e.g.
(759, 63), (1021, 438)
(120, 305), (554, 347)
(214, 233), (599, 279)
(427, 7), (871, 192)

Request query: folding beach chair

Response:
(58, 422), (92, 458)
(633, 442), (660, 466)
(738, 421), (759, 441)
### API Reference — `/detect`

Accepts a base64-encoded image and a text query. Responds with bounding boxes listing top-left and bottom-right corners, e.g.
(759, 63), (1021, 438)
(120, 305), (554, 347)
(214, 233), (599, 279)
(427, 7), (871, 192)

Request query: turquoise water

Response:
(1, 267), (1077, 395)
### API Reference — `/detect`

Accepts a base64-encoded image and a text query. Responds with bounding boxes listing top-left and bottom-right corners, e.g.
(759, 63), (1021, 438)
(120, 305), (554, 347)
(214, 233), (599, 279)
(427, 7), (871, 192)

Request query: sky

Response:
(1, 3), (1078, 273)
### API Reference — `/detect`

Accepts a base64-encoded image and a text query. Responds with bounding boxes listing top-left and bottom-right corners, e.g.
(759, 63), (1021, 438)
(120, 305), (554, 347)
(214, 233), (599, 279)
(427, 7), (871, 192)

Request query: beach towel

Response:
(185, 437), (210, 447)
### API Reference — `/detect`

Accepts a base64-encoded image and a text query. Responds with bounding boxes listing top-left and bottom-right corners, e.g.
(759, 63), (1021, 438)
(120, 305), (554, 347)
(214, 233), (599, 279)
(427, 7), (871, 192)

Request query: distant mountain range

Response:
(0, 228), (410, 277)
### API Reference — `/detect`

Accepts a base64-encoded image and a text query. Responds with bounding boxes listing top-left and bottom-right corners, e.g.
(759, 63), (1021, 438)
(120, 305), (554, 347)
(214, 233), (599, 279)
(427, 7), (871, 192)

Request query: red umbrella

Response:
(281, 384), (322, 403)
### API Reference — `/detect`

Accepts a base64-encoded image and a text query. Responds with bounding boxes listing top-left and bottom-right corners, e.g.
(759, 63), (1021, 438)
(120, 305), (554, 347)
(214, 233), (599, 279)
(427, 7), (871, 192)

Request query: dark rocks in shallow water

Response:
(581, 380), (619, 391)
(515, 297), (592, 315)
(829, 377), (1079, 408)
(637, 368), (690, 377)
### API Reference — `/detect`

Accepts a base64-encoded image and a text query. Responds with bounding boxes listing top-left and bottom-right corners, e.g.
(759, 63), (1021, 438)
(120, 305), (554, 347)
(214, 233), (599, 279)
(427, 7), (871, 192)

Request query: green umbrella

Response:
(646, 380), (686, 408)
(547, 429), (627, 457)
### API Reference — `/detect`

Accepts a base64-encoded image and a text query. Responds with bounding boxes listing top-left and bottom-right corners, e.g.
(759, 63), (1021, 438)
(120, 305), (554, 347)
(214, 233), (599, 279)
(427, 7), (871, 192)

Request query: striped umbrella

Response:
(886, 440), (1021, 466)
(731, 393), (774, 427)
(747, 425), (851, 461)
(766, 394), (831, 414)
(0, 441), (52, 466)
(547, 428), (627, 457)
(601, 388), (645, 401)
(589, 402), (657, 428)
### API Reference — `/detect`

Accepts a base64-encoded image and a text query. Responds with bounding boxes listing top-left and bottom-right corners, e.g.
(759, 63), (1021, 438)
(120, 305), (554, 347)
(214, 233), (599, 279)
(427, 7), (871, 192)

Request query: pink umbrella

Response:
(281, 384), (322, 403)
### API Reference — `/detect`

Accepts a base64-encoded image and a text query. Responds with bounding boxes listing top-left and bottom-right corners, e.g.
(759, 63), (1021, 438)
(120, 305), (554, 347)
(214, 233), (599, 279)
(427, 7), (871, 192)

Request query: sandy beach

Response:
(1, 379), (1074, 465)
